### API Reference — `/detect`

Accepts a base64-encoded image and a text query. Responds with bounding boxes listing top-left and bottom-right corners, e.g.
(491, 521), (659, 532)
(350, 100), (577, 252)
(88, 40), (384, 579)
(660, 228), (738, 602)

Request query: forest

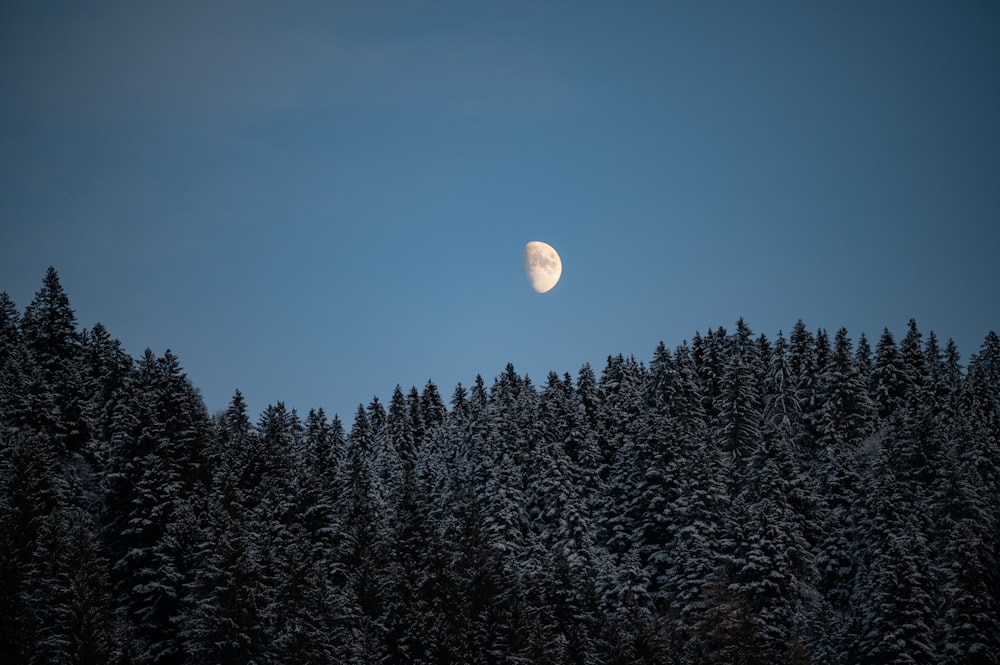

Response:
(1, 267), (998, 664)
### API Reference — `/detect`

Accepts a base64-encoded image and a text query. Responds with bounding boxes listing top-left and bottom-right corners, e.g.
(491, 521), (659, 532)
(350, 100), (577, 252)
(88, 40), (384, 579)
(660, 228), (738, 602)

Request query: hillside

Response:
(1, 268), (998, 664)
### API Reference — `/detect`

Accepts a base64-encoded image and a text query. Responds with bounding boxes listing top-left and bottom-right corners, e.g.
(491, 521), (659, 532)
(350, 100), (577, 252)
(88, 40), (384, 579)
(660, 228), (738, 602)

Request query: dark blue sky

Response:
(2, 1), (998, 420)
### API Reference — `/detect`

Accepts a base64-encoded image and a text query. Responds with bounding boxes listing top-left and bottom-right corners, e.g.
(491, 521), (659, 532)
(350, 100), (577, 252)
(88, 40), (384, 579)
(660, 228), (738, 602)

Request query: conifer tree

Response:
(381, 461), (438, 663)
(24, 506), (115, 665)
(330, 405), (387, 661)
(855, 454), (937, 665)
(666, 425), (732, 653)
(104, 349), (208, 664)
(420, 379), (446, 440)
(298, 407), (341, 566)
(934, 423), (1000, 664)
(255, 401), (302, 522)
(855, 331), (873, 381)
(0, 428), (67, 663)
(19, 268), (91, 461)
(181, 484), (272, 664)
(788, 320), (820, 454)
(524, 374), (601, 661)
(811, 329), (873, 617)
(406, 386), (426, 456)
(731, 434), (816, 660)
(873, 328), (907, 421)
(0, 292), (29, 430)
(634, 342), (680, 605)
(692, 328), (725, 427)
(761, 332), (800, 448)
(962, 332), (1000, 623)
(817, 328), (876, 453)
(714, 334), (761, 482)
(386, 385), (416, 477)
(79, 323), (134, 457)
(596, 355), (649, 625)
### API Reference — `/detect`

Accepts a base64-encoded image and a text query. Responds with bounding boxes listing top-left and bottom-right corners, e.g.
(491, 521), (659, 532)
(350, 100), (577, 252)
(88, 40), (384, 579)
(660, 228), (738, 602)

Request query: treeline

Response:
(1, 267), (999, 664)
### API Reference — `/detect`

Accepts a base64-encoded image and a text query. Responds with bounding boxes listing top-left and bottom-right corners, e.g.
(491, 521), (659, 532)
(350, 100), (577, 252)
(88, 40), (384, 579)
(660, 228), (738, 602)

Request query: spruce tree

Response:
(0, 429), (66, 663)
(330, 405), (387, 661)
(105, 349), (208, 664)
(714, 333), (762, 484)
(873, 328), (907, 421)
(0, 292), (29, 430)
(19, 268), (90, 459)
(24, 506), (115, 665)
(856, 460), (936, 664)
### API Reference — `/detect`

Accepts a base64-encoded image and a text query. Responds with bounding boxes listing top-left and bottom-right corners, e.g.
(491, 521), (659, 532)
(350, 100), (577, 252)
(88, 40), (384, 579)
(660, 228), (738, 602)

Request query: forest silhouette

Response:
(1, 268), (998, 663)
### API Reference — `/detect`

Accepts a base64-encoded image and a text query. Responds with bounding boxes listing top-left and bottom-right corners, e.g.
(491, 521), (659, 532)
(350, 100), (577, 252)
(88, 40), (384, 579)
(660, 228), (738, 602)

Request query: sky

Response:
(2, 1), (998, 421)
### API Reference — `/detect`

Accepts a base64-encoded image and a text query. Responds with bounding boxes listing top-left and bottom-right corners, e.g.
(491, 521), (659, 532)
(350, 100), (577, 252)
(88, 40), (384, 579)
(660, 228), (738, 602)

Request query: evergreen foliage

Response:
(1, 269), (998, 664)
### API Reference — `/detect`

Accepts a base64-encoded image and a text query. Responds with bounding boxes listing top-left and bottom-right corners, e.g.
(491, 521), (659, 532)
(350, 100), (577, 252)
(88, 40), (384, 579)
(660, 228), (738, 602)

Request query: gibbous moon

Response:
(524, 241), (562, 293)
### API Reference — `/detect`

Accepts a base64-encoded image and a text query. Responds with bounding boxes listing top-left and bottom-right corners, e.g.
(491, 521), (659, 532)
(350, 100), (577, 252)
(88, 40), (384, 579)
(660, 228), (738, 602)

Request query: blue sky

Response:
(2, 1), (998, 420)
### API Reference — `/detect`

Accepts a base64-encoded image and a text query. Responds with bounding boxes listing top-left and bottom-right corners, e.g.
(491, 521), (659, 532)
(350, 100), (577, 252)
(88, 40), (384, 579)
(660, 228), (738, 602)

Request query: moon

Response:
(524, 241), (562, 293)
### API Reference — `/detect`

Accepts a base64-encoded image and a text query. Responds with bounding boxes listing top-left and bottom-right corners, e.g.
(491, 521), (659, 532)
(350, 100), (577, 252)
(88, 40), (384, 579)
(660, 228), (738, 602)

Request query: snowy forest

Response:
(1, 268), (998, 665)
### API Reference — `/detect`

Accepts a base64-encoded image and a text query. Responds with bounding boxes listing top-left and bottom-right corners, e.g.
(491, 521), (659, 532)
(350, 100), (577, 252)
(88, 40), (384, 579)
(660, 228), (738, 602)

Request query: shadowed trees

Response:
(2, 269), (999, 665)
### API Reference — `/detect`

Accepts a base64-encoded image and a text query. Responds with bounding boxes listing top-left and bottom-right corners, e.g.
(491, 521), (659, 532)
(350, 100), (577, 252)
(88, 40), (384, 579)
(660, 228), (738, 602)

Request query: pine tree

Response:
(573, 363), (605, 522)
(809, 328), (874, 620)
(934, 424), (1000, 664)
(731, 436), (816, 660)
(817, 328), (876, 453)
(154, 350), (210, 491)
(104, 349), (209, 664)
(19, 268), (90, 459)
(762, 332), (800, 441)
(855, 332), (873, 381)
(788, 320), (821, 457)
(80, 323), (134, 465)
(959, 332), (1000, 649)
(0, 292), (29, 430)
(522, 373), (602, 662)
(666, 426), (732, 655)
(24, 506), (115, 665)
(180, 485), (272, 664)
(330, 405), (388, 661)
(596, 355), (649, 627)
(0, 429), (67, 663)
(381, 462), (438, 663)
(420, 380), (446, 442)
(714, 329), (762, 484)
(873, 328), (908, 421)
(854, 443), (937, 665)
(180, 393), (266, 662)
(298, 407), (342, 568)
(636, 341), (706, 626)
(19, 268), (79, 383)
(406, 386), (426, 457)
(385, 385), (416, 478)
(692, 328), (726, 428)
(255, 401), (301, 522)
